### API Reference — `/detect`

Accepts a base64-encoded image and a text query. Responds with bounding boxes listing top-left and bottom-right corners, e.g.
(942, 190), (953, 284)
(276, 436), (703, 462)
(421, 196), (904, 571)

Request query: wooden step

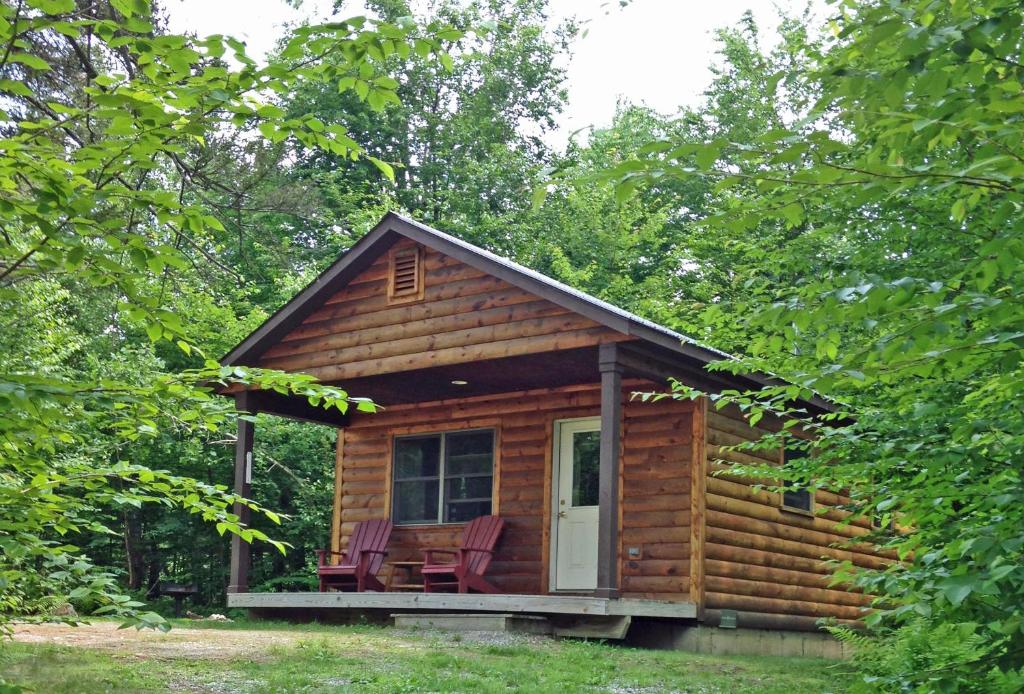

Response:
(553, 615), (632, 640)
(391, 612), (552, 635)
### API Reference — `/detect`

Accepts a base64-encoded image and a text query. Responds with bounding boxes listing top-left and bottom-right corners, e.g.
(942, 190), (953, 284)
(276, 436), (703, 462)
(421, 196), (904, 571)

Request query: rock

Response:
(185, 610), (203, 619)
(51, 603), (78, 618)
(205, 613), (232, 622)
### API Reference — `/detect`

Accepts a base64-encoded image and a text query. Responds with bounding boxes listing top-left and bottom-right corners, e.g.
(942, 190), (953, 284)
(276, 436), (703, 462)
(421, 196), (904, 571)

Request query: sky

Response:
(164, 0), (819, 148)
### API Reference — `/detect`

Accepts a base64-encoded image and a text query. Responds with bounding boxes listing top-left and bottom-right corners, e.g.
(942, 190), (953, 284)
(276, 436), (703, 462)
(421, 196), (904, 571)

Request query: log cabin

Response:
(219, 211), (882, 652)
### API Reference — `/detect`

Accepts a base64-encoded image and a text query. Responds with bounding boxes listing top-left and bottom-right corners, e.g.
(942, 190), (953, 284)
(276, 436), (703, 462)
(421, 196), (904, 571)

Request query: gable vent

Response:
(388, 247), (423, 303)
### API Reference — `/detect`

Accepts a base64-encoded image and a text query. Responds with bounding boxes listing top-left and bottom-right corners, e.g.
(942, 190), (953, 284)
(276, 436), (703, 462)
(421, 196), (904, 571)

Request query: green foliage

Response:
(263, 0), (574, 261)
(604, 0), (1024, 689)
(832, 620), (1024, 693)
(0, 0), (455, 630)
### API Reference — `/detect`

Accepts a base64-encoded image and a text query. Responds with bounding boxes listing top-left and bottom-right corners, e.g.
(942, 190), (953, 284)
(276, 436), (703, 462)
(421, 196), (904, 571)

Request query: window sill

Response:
(392, 521), (467, 529)
(779, 505), (816, 518)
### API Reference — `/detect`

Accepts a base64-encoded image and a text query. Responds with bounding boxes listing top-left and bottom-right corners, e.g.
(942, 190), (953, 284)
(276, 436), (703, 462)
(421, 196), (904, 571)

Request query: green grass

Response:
(0, 621), (854, 693)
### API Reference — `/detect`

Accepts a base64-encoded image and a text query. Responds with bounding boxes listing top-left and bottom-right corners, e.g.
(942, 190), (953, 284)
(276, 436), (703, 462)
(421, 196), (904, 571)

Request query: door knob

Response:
(557, 510), (567, 519)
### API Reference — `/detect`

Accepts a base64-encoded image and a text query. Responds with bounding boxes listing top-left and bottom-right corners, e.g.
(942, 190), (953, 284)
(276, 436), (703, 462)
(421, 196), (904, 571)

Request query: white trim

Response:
(549, 416), (601, 592)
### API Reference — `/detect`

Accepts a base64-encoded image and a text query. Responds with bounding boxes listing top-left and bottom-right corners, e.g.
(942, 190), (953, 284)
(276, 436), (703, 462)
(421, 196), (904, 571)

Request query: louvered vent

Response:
(389, 247), (422, 302)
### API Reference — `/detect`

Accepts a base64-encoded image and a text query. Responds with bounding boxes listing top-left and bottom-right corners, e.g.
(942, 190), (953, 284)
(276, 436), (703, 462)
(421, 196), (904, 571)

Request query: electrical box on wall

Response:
(627, 546), (641, 558)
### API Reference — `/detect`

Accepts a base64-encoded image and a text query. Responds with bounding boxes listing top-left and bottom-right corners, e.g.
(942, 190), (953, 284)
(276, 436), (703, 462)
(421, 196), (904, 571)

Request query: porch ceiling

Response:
(326, 346), (605, 408)
(246, 340), (740, 420)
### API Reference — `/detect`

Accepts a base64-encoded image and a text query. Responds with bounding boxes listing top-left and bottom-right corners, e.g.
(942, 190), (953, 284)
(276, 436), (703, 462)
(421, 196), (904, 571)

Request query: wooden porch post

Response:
(228, 392), (255, 594)
(596, 343), (622, 599)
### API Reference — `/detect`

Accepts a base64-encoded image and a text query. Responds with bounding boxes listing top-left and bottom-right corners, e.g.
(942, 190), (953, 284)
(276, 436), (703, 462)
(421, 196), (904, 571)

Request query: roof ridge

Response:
(385, 211), (733, 361)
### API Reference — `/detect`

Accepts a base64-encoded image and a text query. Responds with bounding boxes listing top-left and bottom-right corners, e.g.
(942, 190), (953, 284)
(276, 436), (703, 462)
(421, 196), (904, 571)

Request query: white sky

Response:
(164, 0), (820, 149)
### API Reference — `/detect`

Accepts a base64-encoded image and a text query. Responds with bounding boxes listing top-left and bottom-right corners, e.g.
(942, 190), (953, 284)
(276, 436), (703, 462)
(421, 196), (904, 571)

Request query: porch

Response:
(226, 590), (697, 619)
(227, 590), (697, 640)
(225, 340), (710, 608)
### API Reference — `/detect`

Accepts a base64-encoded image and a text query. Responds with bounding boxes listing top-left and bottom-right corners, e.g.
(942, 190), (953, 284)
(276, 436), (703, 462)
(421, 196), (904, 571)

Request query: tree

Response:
(0, 0), (459, 629)
(602, 0), (1024, 688)
(267, 0), (574, 259)
(533, 14), (818, 348)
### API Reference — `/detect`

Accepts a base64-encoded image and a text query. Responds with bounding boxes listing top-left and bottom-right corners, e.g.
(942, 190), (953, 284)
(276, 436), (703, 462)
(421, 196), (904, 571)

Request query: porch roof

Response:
(219, 211), (835, 415)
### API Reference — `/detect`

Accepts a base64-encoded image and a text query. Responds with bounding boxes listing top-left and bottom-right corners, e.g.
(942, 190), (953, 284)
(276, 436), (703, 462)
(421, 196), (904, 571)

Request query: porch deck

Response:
(227, 592), (697, 620)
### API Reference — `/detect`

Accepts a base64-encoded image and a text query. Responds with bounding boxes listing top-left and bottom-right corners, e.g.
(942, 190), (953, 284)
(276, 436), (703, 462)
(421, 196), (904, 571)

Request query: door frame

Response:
(548, 416), (601, 592)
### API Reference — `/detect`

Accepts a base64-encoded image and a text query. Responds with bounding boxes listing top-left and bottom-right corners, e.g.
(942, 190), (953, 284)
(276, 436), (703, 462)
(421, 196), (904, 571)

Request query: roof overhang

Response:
(220, 211), (837, 415)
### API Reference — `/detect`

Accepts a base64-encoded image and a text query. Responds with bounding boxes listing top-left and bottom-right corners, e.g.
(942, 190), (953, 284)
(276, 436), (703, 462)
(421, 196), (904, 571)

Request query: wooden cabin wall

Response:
(333, 382), (696, 600)
(620, 395), (695, 601)
(257, 239), (627, 380)
(702, 405), (886, 624)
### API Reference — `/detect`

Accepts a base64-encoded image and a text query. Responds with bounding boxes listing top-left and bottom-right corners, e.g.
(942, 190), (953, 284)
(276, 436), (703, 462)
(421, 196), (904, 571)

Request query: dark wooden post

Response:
(227, 391), (255, 594)
(596, 342), (623, 599)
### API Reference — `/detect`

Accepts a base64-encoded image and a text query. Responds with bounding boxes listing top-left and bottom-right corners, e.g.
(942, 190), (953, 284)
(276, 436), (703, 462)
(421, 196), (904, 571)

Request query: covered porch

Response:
(224, 339), (716, 616)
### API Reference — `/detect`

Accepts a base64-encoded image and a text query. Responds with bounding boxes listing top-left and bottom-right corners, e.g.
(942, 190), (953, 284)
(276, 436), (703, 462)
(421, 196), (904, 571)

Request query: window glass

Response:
(571, 430), (601, 507)
(446, 500), (492, 523)
(782, 481), (813, 512)
(394, 436), (440, 478)
(394, 479), (440, 524)
(445, 431), (493, 475)
(392, 430), (493, 525)
(442, 430), (493, 523)
(781, 447), (813, 512)
(447, 475), (492, 501)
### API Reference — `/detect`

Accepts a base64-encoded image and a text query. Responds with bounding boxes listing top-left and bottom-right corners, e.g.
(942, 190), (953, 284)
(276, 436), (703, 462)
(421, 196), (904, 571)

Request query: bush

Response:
(832, 620), (1024, 693)
(252, 572), (318, 593)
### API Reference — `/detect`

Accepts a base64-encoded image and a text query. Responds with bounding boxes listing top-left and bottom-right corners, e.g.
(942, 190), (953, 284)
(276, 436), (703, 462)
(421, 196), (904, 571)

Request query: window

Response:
(388, 247), (422, 303)
(780, 447), (814, 513)
(871, 505), (897, 533)
(392, 429), (494, 525)
(782, 480), (813, 513)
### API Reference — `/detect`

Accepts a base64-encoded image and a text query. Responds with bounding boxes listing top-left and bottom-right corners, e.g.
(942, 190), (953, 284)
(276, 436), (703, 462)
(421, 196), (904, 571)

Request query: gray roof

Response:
(221, 211), (832, 411)
(387, 212), (734, 362)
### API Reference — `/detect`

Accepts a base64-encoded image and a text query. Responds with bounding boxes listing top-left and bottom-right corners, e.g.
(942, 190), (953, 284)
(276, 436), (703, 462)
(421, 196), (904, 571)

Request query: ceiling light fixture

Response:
(450, 379), (469, 386)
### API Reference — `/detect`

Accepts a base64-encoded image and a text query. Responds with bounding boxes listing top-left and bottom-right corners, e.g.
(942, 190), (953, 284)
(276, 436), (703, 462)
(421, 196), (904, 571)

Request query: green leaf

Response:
(10, 53), (52, 71)
(367, 156), (394, 182)
(941, 575), (976, 607)
(27, 0), (75, 12)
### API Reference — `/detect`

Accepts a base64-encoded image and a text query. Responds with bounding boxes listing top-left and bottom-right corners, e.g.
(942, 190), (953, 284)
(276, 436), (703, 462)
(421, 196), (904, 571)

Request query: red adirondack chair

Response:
(315, 519), (393, 592)
(421, 515), (505, 593)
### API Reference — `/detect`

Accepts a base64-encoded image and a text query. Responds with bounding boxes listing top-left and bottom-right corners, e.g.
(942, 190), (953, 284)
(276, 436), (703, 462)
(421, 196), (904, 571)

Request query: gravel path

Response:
(11, 621), (311, 661)
(11, 619), (546, 662)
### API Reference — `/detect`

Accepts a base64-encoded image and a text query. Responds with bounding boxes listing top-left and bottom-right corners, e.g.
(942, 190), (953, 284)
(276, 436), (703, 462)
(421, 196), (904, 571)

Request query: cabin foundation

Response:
(392, 612), (553, 635)
(627, 622), (851, 659)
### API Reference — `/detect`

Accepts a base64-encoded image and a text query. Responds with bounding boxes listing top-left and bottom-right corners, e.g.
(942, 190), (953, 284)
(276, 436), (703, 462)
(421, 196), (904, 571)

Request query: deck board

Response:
(227, 592), (697, 619)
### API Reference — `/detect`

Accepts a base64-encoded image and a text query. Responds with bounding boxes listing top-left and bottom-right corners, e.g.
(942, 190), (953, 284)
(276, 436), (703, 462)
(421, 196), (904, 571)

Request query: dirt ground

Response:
(11, 621), (310, 661)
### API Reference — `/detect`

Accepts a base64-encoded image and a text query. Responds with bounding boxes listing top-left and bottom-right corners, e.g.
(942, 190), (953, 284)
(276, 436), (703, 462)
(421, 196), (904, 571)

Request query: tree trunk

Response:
(145, 555), (161, 597)
(123, 510), (145, 591)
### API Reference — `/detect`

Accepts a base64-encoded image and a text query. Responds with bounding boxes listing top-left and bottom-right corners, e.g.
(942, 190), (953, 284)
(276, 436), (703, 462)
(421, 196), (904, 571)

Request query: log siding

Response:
(333, 383), (695, 600)
(703, 406), (883, 623)
(258, 239), (628, 380)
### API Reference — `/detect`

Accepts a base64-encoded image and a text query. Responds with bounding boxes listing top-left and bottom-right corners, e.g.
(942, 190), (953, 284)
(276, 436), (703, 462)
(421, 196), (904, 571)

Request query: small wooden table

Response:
(385, 561), (425, 591)
(158, 582), (198, 617)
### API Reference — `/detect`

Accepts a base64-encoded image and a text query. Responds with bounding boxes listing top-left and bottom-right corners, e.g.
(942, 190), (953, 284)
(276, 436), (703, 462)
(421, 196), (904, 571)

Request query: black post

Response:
(227, 391), (255, 594)
(596, 343), (623, 599)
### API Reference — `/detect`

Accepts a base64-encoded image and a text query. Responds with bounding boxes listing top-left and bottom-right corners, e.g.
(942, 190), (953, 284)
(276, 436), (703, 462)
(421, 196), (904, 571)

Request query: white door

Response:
(552, 418), (601, 591)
